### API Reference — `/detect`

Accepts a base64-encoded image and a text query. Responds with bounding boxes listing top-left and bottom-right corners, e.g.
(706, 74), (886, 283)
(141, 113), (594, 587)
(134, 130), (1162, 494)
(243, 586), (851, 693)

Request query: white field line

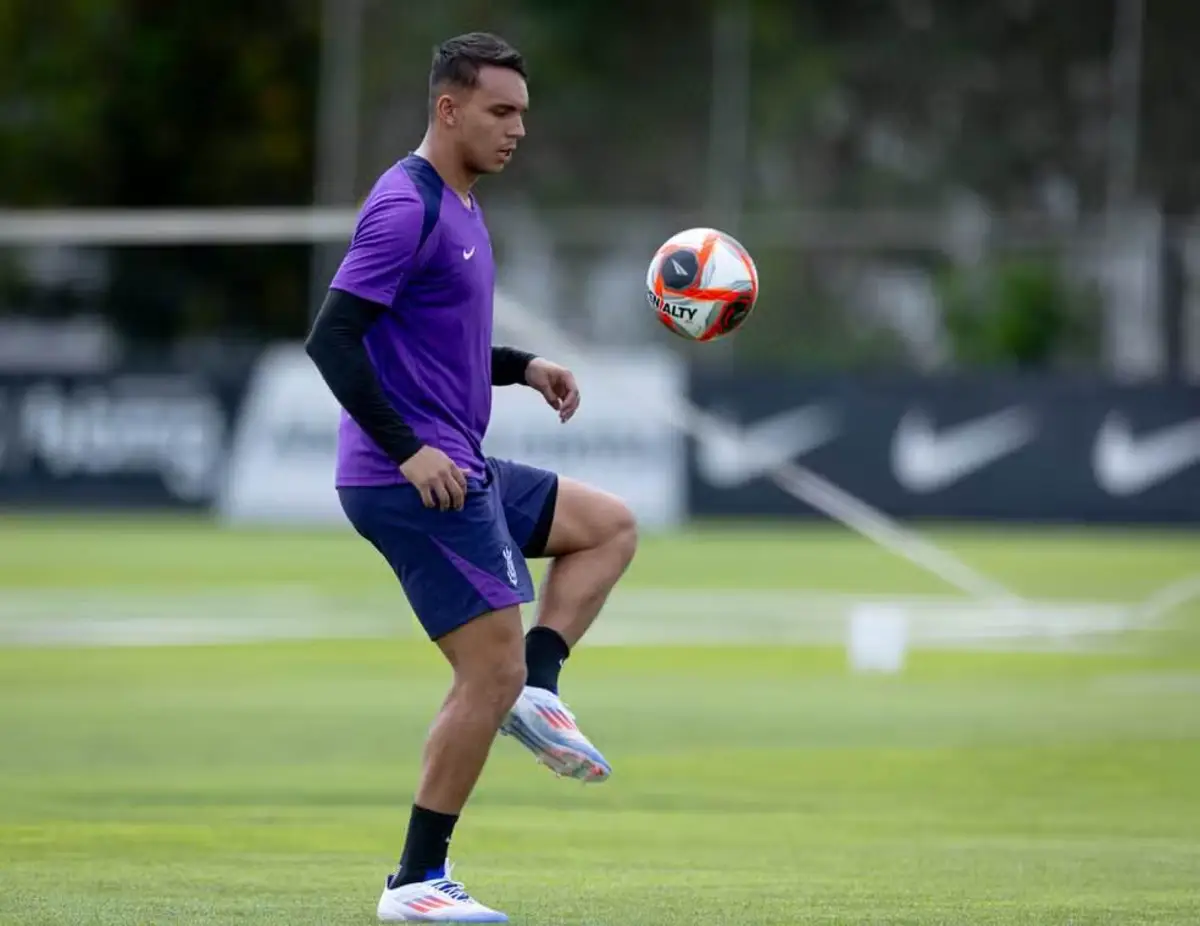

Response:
(493, 291), (1019, 604)
(0, 587), (1141, 651)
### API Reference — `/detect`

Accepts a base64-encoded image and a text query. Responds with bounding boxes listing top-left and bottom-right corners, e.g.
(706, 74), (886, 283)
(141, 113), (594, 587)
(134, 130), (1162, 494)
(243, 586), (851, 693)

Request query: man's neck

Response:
(413, 136), (476, 204)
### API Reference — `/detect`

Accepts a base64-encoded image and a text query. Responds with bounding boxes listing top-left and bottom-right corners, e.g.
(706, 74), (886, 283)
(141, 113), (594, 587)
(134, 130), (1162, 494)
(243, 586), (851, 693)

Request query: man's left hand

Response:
(525, 358), (580, 423)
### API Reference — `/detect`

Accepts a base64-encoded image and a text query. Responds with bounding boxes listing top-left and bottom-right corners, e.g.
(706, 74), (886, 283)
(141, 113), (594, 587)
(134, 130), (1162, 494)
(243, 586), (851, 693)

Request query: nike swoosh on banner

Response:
(1093, 413), (1200, 496)
(892, 406), (1036, 493)
(695, 404), (839, 488)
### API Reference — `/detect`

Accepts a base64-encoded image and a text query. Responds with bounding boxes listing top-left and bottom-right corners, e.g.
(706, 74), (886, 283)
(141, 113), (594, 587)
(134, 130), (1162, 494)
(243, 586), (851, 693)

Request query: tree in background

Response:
(1, 0), (1194, 365)
(0, 0), (319, 346)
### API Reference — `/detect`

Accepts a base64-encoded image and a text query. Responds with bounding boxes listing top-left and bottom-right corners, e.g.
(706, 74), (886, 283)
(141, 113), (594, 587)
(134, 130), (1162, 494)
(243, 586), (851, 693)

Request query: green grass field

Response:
(2, 516), (1199, 924)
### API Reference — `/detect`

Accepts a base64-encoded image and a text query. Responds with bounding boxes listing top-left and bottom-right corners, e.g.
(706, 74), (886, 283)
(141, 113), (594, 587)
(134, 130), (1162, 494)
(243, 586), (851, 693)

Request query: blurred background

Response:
(4, 0), (1200, 376)
(1, 4), (1199, 924)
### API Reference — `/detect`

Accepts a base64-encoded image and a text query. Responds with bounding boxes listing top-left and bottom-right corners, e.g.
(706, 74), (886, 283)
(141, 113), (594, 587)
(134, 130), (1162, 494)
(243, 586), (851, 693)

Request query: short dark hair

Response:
(429, 32), (526, 99)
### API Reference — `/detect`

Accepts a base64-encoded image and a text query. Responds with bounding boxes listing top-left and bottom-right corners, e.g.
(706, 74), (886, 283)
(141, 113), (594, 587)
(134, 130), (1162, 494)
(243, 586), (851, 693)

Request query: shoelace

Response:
(430, 878), (473, 902)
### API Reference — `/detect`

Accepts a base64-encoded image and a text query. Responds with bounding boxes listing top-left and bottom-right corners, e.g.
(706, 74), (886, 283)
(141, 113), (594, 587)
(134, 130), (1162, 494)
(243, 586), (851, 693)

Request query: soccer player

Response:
(304, 32), (638, 924)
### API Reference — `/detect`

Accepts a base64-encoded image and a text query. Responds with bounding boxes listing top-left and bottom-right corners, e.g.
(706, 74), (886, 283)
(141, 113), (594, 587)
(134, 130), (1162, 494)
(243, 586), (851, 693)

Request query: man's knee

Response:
(589, 491), (638, 567)
(457, 654), (526, 715)
(548, 477), (639, 560)
(439, 606), (528, 717)
(607, 499), (638, 565)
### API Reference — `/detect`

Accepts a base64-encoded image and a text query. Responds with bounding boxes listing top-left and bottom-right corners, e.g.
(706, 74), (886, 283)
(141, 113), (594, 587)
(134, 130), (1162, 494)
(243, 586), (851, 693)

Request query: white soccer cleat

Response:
(499, 686), (611, 783)
(377, 864), (507, 923)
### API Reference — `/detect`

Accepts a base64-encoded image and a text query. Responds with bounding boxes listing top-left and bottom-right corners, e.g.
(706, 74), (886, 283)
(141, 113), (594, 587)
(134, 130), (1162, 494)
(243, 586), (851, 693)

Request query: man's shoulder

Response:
(359, 165), (422, 215)
(355, 157), (446, 251)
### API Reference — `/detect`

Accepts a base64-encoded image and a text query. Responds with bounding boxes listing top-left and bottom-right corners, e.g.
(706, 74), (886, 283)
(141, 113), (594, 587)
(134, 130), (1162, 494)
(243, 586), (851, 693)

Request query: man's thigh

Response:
(338, 480), (536, 641)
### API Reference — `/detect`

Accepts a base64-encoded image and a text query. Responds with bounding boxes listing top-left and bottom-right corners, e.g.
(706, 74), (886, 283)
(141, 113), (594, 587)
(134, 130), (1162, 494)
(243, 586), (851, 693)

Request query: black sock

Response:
(389, 805), (458, 887)
(525, 626), (570, 694)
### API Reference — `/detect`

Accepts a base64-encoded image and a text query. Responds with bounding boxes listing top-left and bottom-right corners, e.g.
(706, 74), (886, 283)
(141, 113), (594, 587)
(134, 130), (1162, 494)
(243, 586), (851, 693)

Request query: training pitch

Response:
(1, 516), (1198, 924)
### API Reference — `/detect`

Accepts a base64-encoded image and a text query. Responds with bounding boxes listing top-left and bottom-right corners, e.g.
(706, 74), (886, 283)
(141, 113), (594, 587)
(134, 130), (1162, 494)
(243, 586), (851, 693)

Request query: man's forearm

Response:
(305, 288), (424, 465)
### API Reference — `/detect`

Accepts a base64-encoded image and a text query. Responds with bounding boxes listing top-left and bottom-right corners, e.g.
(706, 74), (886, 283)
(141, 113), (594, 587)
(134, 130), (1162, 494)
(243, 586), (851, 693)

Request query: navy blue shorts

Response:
(338, 457), (558, 641)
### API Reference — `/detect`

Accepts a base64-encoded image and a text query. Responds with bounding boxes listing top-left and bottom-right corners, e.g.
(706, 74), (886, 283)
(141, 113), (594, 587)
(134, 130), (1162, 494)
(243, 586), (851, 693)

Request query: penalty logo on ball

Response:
(646, 227), (759, 343)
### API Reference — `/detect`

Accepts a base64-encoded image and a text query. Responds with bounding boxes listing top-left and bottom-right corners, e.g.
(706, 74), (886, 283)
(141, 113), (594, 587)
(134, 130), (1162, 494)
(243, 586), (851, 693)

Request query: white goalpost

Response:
(2, 206), (1191, 654)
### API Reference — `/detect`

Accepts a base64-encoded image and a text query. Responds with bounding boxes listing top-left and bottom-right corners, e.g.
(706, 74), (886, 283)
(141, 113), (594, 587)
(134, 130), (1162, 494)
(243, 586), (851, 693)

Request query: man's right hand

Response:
(400, 446), (468, 510)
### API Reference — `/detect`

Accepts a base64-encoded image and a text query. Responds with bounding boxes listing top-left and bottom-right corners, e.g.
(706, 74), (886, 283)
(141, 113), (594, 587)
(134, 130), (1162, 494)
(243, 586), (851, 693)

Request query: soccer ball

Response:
(646, 227), (759, 341)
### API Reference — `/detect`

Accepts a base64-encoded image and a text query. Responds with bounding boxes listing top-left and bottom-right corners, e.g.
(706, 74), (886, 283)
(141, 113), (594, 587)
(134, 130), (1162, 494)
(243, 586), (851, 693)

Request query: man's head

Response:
(428, 32), (527, 176)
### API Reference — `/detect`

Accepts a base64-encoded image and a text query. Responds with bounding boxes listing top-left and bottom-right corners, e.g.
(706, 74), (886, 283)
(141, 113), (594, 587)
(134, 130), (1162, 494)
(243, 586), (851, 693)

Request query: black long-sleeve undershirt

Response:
(304, 287), (537, 467)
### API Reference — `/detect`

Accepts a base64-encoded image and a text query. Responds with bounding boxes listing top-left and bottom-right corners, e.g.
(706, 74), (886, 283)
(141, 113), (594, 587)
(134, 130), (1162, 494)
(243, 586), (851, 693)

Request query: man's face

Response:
(446, 65), (528, 175)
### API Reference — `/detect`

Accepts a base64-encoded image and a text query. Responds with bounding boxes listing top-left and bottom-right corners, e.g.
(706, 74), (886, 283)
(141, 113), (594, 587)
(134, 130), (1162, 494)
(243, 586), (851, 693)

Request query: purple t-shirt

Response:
(329, 154), (495, 486)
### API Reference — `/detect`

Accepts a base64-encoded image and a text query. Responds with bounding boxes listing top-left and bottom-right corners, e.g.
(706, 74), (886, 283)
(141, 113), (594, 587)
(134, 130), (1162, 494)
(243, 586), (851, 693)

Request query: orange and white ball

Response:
(646, 227), (759, 341)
